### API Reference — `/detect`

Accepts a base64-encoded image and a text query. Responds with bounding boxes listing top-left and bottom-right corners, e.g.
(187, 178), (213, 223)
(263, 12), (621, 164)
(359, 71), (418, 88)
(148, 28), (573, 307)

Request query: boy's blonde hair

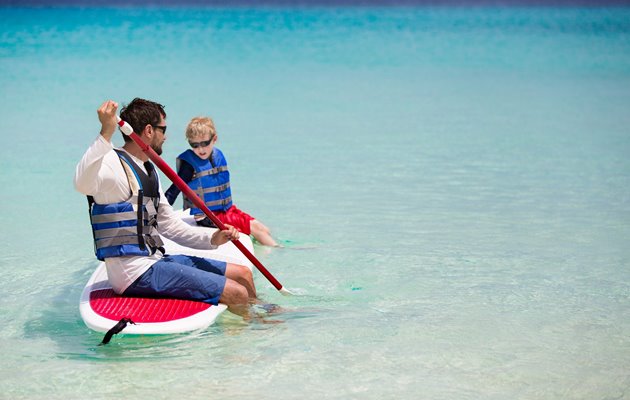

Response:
(185, 117), (216, 141)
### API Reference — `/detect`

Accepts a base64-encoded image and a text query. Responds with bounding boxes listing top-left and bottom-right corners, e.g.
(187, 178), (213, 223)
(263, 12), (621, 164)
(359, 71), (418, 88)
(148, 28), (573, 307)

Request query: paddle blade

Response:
(279, 287), (295, 296)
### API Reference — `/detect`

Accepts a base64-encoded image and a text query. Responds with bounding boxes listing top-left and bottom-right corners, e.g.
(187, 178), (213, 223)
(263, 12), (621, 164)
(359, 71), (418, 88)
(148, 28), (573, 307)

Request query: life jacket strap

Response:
(93, 226), (155, 240)
(198, 182), (230, 194)
(95, 235), (148, 249)
(194, 165), (228, 178)
(90, 210), (150, 224)
(205, 196), (232, 208)
(94, 232), (164, 251)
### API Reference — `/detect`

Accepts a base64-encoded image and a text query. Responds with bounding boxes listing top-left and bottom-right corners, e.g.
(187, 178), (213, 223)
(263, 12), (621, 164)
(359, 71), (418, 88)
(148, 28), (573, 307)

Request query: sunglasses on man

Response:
(152, 125), (167, 134)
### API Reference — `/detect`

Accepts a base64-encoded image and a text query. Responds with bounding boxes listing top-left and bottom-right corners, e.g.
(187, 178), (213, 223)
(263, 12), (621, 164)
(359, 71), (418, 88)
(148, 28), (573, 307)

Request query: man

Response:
(74, 98), (256, 317)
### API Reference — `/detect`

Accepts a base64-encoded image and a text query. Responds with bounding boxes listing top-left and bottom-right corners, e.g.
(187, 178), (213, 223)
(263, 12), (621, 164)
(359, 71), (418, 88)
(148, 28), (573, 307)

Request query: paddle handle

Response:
(117, 117), (288, 293)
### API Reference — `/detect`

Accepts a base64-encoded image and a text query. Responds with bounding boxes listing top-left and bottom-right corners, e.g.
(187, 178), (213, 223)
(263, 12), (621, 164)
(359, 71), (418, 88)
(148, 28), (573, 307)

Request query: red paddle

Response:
(117, 117), (293, 296)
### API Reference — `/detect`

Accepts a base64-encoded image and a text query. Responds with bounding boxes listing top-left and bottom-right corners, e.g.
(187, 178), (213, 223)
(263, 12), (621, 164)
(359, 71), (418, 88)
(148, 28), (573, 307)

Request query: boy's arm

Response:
(164, 160), (194, 205)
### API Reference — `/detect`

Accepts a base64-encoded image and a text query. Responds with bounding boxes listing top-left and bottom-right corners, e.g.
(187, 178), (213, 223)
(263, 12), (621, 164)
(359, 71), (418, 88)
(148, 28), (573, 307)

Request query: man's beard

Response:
(151, 142), (163, 155)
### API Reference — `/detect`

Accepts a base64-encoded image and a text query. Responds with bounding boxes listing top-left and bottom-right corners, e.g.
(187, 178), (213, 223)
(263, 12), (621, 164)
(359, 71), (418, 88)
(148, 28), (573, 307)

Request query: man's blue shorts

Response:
(123, 255), (227, 305)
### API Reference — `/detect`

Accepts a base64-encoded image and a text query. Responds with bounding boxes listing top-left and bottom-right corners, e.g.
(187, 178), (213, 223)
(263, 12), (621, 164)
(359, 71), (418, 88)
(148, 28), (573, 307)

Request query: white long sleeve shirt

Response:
(74, 134), (217, 294)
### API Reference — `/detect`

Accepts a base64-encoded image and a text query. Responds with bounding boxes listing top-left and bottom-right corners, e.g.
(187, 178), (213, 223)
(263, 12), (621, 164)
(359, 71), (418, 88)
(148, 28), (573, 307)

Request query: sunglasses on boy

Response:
(189, 139), (213, 149)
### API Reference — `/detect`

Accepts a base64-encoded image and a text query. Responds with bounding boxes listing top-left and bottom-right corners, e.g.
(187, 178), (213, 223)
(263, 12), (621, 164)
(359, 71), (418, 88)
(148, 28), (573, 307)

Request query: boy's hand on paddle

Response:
(211, 224), (240, 246)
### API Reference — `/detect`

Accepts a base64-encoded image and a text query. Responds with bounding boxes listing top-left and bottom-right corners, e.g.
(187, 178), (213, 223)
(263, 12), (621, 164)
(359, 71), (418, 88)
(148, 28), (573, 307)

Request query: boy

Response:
(165, 117), (278, 247)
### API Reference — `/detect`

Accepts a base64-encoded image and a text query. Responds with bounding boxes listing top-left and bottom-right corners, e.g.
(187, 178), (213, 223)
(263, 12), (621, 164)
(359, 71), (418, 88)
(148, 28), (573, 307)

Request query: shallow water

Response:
(1, 5), (629, 399)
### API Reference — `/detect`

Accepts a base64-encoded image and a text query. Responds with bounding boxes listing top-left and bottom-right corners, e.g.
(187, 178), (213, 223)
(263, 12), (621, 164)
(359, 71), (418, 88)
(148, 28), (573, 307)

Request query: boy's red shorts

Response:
(214, 205), (254, 235)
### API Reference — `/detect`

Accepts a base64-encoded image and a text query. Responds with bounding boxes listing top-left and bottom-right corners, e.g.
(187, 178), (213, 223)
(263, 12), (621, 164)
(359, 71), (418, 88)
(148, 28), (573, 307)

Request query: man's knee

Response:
(220, 279), (249, 305)
(229, 264), (253, 282)
(239, 265), (254, 281)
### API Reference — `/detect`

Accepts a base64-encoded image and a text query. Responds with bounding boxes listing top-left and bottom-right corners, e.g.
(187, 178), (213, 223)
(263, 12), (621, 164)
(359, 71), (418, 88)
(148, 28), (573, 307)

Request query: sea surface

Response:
(1, 4), (629, 399)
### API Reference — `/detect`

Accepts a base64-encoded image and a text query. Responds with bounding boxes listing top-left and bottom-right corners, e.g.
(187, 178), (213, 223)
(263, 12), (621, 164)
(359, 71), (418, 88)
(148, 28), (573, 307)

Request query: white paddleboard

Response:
(80, 209), (255, 335)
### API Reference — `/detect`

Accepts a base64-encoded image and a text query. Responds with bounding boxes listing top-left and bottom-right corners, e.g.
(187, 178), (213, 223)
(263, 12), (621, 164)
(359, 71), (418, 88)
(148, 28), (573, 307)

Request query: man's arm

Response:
(74, 101), (120, 196)
(74, 135), (116, 195)
(157, 193), (239, 249)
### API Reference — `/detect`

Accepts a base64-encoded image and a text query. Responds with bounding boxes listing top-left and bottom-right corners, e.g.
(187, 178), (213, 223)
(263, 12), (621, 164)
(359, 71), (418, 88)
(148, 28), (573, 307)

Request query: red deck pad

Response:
(90, 289), (211, 323)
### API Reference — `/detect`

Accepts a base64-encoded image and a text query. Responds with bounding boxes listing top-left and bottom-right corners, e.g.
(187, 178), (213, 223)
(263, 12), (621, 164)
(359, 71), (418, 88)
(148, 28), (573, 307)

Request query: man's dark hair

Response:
(119, 98), (166, 142)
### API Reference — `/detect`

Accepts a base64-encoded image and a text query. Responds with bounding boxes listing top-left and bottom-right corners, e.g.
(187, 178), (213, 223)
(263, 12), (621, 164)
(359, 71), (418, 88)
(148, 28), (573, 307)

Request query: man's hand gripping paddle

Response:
(117, 116), (294, 296)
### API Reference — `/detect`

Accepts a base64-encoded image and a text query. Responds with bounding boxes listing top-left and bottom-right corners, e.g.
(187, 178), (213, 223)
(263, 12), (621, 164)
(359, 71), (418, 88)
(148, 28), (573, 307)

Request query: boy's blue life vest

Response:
(177, 148), (233, 215)
(87, 150), (164, 261)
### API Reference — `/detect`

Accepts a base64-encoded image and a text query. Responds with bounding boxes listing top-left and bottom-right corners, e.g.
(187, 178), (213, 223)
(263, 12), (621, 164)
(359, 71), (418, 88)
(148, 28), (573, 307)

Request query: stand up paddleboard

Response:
(80, 210), (255, 336)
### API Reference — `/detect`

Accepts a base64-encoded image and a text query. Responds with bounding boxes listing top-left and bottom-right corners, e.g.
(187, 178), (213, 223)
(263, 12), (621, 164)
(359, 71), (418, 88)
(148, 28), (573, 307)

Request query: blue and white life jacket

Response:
(177, 148), (232, 215)
(88, 150), (164, 261)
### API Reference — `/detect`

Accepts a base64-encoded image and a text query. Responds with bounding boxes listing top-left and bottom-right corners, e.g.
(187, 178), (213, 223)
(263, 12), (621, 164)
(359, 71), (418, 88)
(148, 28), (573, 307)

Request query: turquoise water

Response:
(1, 5), (630, 399)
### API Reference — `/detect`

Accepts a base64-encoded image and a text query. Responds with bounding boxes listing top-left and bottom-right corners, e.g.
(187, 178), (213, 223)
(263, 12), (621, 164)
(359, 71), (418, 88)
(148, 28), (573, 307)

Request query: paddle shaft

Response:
(117, 118), (287, 293)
